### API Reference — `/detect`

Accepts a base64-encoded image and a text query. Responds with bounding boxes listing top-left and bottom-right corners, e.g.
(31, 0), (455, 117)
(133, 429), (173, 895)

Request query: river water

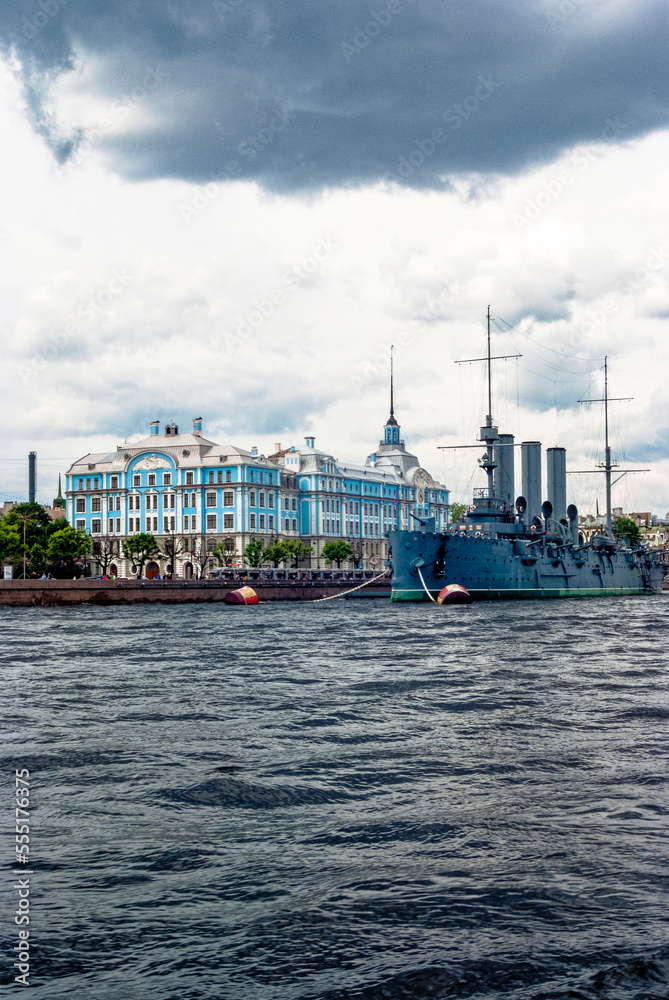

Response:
(2, 597), (669, 999)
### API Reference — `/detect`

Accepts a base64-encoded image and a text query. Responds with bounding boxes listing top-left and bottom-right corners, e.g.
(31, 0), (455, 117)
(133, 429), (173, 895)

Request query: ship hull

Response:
(389, 528), (665, 602)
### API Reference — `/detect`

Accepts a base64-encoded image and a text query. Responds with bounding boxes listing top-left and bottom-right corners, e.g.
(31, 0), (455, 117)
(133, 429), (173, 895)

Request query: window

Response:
(292, 518), (297, 532)
(91, 497), (101, 512)
(116, 518), (120, 533)
(217, 471), (223, 483)
(224, 513), (234, 529)
(250, 513), (256, 531)
(76, 519), (85, 531)
(86, 478), (91, 490)
(163, 473), (171, 485)
(108, 519), (114, 533)
(223, 491), (233, 507)
(184, 515), (189, 531)
(268, 491), (274, 508)
(206, 514), (217, 530)
(133, 474), (140, 487)
(183, 493), (189, 508)
(76, 497), (85, 513)
(259, 491), (266, 508)
(191, 515), (196, 531)
(170, 516), (175, 531)
(148, 474), (156, 486)
(225, 470), (231, 483)
(208, 472), (214, 484)
(186, 472), (194, 485)
(167, 494), (175, 509)
(78, 479), (83, 490)
(249, 470), (254, 483)
(249, 490), (256, 506)
(206, 491), (216, 507)
(268, 515), (274, 531)
(164, 517), (169, 532)
(115, 496), (121, 511)
(92, 519), (101, 534)
(292, 498), (297, 511)
(259, 514), (265, 531)
(111, 476), (119, 489)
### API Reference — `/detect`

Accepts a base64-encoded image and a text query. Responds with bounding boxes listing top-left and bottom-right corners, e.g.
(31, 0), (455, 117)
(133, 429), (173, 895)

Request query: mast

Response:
(603, 357), (612, 534)
(486, 304), (492, 427)
(390, 344), (394, 421)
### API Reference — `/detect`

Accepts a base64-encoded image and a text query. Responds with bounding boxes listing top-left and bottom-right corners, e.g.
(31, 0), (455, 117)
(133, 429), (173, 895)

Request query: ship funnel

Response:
(547, 447), (567, 522)
(521, 442), (542, 523)
(567, 503), (579, 546)
(493, 433), (515, 507)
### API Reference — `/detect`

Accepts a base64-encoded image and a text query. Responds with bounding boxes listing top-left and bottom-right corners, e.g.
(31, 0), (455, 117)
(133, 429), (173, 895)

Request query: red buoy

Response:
(437, 584), (472, 605)
(224, 586), (259, 605)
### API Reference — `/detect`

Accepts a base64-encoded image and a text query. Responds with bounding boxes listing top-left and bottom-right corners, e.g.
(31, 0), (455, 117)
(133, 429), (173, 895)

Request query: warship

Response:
(389, 309), (666, 601)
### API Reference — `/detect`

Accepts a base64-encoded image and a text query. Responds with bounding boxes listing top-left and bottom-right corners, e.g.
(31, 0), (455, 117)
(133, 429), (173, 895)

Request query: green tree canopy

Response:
(212, 538), (238, 567)
(449, 502), (468, 523)
(321, 540), (354, 567)
(122, 534), (162, 577)
(262, 541), (289, 567)
(244, 540), (265, 567)
(282, 540), (313, 567)
(0, 520), (23, 570)
(47, 525), (91, 578)
(613, 516), (641, 547)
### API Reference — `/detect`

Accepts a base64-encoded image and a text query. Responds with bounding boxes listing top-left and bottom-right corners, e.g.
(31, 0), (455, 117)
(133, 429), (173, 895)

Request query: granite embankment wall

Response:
(0, 579), (391, 607)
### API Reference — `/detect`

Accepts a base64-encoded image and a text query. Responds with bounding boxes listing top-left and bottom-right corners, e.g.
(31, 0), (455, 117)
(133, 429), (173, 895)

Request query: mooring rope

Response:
(417, 566), (437, 603)
(307, 571), (388, 603)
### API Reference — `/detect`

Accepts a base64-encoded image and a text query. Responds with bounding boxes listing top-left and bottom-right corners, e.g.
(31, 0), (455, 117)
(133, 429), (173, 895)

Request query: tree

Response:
(449, 502), (467, 523)
(282, 540), (312, 567)
(613, 516), (641, 547)
(191, 533), (215, 578)
(0, 519), (22, 572)
(162, 529), (184, 577)
(91, 536), (119, 576)
(212, 537), (237, 567)
(28, 543), (47, 576)
(321, 540), (354, 567)
(244, 540), (265, 567)
(122, 533), (162, 578)
(262, 540), (289, 567)
(47, 525), (91, 578)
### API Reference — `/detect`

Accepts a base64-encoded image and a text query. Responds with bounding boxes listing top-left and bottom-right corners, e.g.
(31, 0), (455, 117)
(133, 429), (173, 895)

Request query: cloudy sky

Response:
(1, 0), (668, 516)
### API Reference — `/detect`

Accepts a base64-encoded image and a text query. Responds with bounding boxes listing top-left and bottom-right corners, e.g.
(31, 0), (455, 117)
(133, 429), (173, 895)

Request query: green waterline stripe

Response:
(391, 587), (647, 602)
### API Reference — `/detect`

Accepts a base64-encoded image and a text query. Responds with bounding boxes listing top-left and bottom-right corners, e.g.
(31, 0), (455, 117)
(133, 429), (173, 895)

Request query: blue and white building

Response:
(64, 400), (449, 576)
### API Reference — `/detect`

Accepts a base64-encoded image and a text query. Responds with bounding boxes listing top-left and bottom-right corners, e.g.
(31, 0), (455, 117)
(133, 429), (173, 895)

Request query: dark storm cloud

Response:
(2, 0), (667, 191)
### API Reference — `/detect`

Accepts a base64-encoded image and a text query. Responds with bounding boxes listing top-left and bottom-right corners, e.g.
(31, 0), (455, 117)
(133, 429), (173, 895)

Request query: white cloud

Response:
(1, 58), (668, 518)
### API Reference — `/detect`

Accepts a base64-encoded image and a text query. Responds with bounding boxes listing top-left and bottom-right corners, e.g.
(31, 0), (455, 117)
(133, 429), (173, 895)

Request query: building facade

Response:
(64, 405), (449, 576)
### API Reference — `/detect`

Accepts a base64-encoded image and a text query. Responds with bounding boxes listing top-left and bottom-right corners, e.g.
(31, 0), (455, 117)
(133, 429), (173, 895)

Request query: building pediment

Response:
(132, 454), (173, 471)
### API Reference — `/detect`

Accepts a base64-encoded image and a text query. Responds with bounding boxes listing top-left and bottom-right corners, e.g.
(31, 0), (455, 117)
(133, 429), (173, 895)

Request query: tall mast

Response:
(603, 357), (612, 534)
(486, 304), (493, 427)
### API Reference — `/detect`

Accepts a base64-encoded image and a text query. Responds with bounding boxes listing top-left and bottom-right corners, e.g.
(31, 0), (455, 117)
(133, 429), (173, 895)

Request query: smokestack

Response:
(150, 420), (160, 436)
(28, 452), (36, 504)
(193, 417), (203, 437)
(493, 433), (515, 507)
(521, 441), (542, 523)
(547, 447), (567, 522)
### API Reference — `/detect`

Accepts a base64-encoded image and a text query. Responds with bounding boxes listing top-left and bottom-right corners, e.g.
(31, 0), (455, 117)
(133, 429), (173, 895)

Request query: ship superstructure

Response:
(389, 309), (666, 601)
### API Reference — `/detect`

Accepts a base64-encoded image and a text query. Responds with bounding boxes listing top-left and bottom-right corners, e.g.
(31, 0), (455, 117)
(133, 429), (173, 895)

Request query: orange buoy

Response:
(436, 584), (472, 605)
(224, 586), (259, 605)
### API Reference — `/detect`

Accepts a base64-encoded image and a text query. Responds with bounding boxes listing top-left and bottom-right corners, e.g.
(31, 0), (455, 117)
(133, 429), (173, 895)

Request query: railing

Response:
(208, 568), (390, 582)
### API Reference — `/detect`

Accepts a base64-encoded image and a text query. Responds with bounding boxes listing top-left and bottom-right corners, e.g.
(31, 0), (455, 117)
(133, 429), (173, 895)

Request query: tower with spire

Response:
(367, 346), (425, 477)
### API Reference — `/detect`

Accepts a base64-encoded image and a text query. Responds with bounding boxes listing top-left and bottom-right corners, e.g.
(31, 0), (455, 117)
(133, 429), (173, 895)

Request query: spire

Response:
(386, 345), (398, 428)
(54, 474), (65, 509)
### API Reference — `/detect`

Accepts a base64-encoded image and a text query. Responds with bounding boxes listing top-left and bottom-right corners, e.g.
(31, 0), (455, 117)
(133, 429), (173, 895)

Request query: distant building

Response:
(63, 400), (449, 576)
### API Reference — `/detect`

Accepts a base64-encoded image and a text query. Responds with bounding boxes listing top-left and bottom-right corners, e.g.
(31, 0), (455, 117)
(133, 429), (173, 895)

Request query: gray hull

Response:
(389, 528), (666, 602)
